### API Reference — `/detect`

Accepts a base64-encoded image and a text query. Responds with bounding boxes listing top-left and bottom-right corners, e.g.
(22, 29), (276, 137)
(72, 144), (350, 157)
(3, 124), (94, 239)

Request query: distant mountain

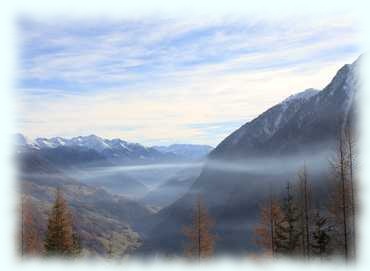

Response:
(15, 135), (212, 204)
(16, 135), (212, 166)
(18, 150), (152, 256)
(17, 135), (170, 164)
(153, 144), (213, 160)
(140, 56), (361, 255)
(15, 133), (28, 146)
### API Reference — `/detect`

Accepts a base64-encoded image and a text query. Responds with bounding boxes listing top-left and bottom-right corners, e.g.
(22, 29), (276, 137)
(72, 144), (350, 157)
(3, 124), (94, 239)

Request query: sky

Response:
(17, 15), (362, 146)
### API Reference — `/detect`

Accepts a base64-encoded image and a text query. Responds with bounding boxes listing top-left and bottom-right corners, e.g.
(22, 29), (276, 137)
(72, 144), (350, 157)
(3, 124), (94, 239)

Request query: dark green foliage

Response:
(275, 183), (302, 255)
(311, 211), (331, 258)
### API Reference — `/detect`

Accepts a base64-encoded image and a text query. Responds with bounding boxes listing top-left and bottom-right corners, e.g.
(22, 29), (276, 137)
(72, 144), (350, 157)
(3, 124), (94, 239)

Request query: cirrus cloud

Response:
(17, 15), (362, 145)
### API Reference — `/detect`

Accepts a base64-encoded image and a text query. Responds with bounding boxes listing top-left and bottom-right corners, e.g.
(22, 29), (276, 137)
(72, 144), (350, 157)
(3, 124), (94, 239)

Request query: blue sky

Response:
(17, 15), (362, 146)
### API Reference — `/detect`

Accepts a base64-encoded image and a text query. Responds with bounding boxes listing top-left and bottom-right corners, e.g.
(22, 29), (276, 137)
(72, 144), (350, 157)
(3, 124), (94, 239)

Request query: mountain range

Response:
(16, 134), (213, 166)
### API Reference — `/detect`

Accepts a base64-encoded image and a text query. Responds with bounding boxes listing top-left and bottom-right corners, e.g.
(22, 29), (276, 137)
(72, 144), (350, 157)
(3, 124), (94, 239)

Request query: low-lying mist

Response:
(21, 147), (335, 188)
(205, 150), (334, 176)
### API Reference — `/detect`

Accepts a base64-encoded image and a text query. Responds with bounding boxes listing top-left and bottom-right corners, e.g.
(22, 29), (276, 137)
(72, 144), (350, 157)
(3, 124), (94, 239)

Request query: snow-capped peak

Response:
(69, 135), (112, 152)
(49, 137), (68, 146)
(14, 133), (29, 146)
(13, 133), (41, 152)
(282, 88), (319, 105)
(26, 134), (145, 154)
(34, 137), (59, 148)
(228, 89), (321, 146)
(15, 134), (214, 161)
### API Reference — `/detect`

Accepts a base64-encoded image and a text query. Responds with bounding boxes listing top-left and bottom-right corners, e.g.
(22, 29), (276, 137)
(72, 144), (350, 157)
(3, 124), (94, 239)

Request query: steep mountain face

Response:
(210, 59), (358, 160)
(141, 57), (361, 255)
(210, 88), (319, 159)
(18, 151), (153, 256)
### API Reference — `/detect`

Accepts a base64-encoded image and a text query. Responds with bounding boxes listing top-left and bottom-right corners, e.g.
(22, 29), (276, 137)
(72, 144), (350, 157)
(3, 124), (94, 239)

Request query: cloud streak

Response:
(16, 15), (362, 145)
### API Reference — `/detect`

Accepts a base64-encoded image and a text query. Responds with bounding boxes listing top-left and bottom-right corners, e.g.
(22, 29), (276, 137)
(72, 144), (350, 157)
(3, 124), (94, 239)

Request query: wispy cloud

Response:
(17, 15), (362, 145)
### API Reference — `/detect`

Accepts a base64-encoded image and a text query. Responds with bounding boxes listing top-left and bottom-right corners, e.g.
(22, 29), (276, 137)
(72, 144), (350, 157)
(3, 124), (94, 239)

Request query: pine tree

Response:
(311, 211), (331, 259)
(275, 182), (302, 256)
(183, 195), (216, 259)
(44, 188), (78, 256)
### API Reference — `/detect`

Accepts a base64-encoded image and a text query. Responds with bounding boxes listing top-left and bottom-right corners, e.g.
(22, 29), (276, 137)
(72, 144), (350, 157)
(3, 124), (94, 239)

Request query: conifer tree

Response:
(183, 195), (216, 259)
(44, 188), (78, 256)
(311, 211), (331, 259)
(275, 182), (302, 255)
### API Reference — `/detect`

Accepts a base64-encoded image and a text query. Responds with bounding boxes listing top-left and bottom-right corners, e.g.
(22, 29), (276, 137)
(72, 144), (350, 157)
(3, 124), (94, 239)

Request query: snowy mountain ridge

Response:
(15, 134), (212, 162)
(17, 134), (150, 152)
(282, 88), (319, 105)
(225, 88), (321, 147)
(211, 56), (361, 158)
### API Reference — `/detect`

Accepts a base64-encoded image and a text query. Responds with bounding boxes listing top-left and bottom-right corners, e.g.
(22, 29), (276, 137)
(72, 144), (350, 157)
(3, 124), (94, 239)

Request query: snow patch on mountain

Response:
(282, 88), (319, 107)
(14, 133), (29, 146)
(229, 88), (320, 146)
(15, 134), (213, 162)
